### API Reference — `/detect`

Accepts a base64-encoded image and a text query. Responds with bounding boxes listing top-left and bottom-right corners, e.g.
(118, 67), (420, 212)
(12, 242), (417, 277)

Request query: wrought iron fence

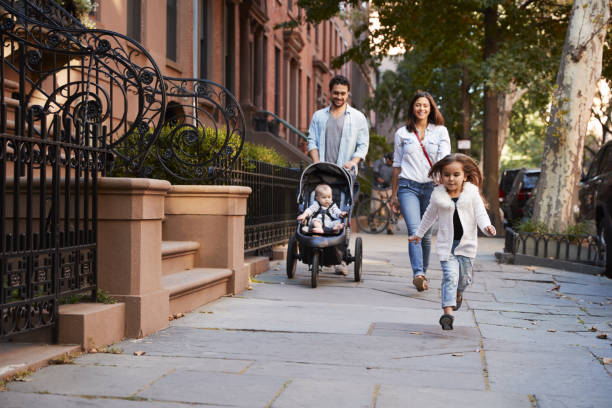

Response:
(217, 157), (301, 253)
(504, 227), (605, 266)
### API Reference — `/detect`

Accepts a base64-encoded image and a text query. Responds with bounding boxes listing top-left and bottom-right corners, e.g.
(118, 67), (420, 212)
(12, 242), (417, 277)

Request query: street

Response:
(1, 231), (611, 408)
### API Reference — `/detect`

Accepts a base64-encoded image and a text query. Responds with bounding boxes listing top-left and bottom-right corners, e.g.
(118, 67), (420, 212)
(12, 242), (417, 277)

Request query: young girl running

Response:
(408, 153), (496, 330)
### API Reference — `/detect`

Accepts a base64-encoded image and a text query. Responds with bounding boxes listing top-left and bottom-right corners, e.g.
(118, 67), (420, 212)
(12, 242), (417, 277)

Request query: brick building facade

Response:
(91, 0), (372, 159)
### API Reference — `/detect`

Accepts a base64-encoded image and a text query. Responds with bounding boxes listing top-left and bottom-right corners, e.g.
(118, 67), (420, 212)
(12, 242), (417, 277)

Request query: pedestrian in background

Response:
(371, 152), (395, 234)
(307, 74), (369, 274)
(390, 91), (451, 292)
(408, 153), (496, 330)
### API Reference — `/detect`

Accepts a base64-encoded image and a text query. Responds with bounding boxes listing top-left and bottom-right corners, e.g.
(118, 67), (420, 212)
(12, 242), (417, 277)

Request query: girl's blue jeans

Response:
(398, 179), (434, 277)
(441, 240), (474, 308)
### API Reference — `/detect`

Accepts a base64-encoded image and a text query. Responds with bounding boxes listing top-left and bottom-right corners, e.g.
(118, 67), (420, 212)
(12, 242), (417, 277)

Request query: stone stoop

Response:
(162, 268), (233, 316)
(272, 244), (288, 261)
(162, 240), (200, 276)
(57, 302), (126, 351)
(244, 256), (270, 277)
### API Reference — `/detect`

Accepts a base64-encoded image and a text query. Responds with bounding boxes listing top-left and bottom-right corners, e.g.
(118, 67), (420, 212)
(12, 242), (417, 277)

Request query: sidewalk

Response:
(1, 231), (611, 407)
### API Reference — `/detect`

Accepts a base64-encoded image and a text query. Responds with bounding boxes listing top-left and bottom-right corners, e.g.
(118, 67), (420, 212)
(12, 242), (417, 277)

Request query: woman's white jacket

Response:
(415, 182), (493, 260)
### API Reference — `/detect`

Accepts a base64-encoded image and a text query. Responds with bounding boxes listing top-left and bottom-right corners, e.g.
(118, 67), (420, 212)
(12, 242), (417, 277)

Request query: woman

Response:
(390, 91), (451, 291)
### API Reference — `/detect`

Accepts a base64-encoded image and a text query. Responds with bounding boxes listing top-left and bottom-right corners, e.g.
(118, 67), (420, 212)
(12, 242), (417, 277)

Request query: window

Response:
(306, 76), (311, 123)
(199, 0), (209, 78)
(127, 0), (141, 43)
(274, 47), (281, 115)
(166, 0), (177, 61)
(225, 0), (235, 92)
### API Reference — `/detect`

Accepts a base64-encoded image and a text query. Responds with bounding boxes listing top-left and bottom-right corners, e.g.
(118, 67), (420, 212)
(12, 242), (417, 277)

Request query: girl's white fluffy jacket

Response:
(416, 182), (493, 260)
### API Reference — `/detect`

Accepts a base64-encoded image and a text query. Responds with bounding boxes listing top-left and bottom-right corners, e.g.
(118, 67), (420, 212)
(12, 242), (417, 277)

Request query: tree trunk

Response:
(482, 6), (502, 230)
(497, 83), (527, 157)
(461, 61), (471, 152)
(532, 0), (609, 232)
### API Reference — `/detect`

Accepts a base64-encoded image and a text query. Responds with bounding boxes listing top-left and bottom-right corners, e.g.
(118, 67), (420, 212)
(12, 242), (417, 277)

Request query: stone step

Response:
(162, 268), (232, 316)
(3, 78), (19, 91)
(161, 240), (200, 276)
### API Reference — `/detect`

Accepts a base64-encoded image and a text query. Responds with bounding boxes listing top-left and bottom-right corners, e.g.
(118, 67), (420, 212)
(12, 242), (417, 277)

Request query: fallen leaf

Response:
(597, 333), (608, 340)
(274, 267), (280, 271)
(409, 331), (423, 335)
(603, 358), (612, 365)
(133, 351), (146, 356)
(247, 286), (253, 290)
(15, 378), (31, 382)
(174, 313), (184, 319)
(452, 352), (464, 357)
(589, 326), (598, 332)
(89, 348), (98, 354)
(548, 329), (557, 333)
(531, 321), (537, 325)
(168, 316), (174, 321)
(524, 266), (536, 272)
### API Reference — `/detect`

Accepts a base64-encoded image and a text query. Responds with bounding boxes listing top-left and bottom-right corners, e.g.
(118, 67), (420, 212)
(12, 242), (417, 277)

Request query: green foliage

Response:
(365, 130), (392, 166)
(59, 290), (118, 305)
(517, 219), (591, 238)
(501, 101), (547, 171)
(298, 0), (578, 171)
(516, 219), (550, 235)
(113, 124), (289, 184)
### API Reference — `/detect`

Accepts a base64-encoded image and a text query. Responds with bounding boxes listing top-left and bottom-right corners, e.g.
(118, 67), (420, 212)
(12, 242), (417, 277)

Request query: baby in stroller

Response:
(297, 183), (347, 234)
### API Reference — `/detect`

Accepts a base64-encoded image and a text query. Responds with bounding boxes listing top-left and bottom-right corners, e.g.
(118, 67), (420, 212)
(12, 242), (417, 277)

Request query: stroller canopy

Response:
(298, 162), (354, 204)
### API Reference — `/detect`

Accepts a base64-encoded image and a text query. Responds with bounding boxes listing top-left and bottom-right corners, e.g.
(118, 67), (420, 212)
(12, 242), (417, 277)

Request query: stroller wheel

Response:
(311, 251), (320, 288)
(286, 234), (297, 279)
(354, 237), (363, 282)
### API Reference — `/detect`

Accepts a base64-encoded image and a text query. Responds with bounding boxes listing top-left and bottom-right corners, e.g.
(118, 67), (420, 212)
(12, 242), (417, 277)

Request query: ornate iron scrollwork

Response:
(149, 77), (245, 182)
(0, 1), (166, 174)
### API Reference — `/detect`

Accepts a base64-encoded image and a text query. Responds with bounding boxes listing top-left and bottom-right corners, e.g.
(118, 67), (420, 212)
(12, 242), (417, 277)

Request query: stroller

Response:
(286, 162), (363, 288)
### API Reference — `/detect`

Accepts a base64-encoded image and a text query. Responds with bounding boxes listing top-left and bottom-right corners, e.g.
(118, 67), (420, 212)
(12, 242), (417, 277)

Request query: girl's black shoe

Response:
(439, 314), (454, 330)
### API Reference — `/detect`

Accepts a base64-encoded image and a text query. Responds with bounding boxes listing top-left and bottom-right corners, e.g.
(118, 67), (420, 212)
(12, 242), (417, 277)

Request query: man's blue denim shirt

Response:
(307, 104), (369, 169)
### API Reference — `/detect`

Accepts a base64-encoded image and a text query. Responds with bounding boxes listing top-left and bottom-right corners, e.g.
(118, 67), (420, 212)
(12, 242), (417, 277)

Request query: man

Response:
(307, 75), (369, 274)
(371, 152), (395, 234)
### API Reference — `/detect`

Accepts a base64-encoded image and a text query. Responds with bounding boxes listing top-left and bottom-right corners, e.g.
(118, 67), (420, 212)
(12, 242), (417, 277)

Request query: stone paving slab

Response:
(172, 296), (465, 334)
(6, 364), (170, 398)
(75, 353), (252, 374)
(137, 370), (288, 407)
(374, 385), (532, 408)
(0, 391), (219, 408)
(486, 348), (612, 400)
(270, 378), (375, 408)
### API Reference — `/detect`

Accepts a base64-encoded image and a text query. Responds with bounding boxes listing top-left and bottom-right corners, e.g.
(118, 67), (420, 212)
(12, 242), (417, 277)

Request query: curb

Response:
(494, 252), (605, 276)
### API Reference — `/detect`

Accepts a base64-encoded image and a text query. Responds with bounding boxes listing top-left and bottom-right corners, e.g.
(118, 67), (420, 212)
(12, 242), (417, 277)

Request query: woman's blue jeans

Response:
(398, 179), (434, 277)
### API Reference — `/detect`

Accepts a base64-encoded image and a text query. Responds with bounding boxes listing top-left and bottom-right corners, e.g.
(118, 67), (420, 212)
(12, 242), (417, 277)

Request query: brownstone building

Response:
(91, 0), (371, 162)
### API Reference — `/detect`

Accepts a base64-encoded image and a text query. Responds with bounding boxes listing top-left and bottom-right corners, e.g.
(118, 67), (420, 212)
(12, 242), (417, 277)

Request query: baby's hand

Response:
(408, 235), (421, 243)
(297, 213), (306, 221)
(484, 225), (496, 236)
(339, 211), (348, 218)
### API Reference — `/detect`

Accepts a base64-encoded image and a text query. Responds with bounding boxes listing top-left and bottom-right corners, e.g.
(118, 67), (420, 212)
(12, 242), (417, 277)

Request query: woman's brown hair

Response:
(428, 153), (488, 207)
(405, 91), (445, 133)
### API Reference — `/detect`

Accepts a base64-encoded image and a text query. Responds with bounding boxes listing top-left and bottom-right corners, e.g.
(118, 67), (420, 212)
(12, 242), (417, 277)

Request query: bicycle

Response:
(356, 191), (401, 234)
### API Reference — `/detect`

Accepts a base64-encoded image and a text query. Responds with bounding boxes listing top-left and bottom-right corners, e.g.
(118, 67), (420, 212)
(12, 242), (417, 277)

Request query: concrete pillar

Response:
(162, 185), (252, 294)
(97, 177), (171, 338)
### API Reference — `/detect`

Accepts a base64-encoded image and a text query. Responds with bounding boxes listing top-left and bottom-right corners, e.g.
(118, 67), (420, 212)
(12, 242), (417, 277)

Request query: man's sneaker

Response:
(334, 263), (348, 275)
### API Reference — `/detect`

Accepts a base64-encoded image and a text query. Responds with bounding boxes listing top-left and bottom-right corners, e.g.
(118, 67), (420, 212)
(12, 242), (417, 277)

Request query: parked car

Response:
(500, 168), (541, 225)
(579, 140), (612, 278)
